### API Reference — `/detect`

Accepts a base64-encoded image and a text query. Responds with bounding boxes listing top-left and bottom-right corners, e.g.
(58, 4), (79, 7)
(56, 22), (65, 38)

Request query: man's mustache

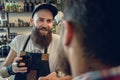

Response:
(37, 26), (50, 31)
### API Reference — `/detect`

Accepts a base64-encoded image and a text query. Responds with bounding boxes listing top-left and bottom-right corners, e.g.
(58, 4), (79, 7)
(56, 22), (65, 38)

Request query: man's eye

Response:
(47, 20), (52, 23)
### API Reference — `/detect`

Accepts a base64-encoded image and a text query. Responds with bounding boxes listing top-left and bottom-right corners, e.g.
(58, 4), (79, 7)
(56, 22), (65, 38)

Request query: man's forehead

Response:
(35, 9), (53, 17)
(38, 17), (53, 20)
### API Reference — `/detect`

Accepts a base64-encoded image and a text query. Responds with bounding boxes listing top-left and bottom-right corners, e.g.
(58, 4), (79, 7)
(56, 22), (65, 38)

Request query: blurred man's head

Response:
(30, 4), (58, 48)
(58, 0), (120, 77)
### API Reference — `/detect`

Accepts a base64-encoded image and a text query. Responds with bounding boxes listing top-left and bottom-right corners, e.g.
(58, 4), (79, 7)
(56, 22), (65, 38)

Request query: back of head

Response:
(64, 0), (120, 67)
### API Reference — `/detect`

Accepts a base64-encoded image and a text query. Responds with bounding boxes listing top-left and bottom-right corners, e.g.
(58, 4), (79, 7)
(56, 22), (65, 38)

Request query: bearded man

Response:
(0, 3), (59, 80)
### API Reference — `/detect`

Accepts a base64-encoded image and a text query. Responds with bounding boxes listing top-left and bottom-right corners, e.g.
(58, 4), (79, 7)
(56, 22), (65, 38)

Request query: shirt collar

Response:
(73, 66), (120, 80)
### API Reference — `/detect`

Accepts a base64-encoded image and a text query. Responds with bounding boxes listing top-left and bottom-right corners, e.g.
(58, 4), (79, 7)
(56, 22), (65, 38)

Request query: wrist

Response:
(6, 64), (16, 75)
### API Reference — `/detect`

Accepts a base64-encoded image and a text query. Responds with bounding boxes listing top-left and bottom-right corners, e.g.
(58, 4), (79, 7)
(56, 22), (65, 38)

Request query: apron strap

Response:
(22, 35), (31, 51)
(44, 48), (48, 53)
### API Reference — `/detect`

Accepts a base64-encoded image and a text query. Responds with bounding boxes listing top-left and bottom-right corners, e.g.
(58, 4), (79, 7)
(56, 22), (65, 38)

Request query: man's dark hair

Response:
(64, 0), (120, 67)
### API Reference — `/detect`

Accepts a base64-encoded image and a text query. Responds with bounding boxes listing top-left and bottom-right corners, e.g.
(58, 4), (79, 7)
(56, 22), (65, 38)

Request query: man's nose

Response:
(42, 21), (48, 27)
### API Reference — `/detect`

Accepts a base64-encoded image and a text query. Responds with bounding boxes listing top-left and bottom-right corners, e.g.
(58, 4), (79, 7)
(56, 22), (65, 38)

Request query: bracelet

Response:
(6, 64), (16, 75)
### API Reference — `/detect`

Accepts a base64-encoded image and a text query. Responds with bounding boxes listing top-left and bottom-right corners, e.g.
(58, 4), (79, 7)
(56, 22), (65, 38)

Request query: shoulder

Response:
(15, 34), (29, 39)
(52, 33), (60, 41)
(9, 34), (30, 53)
(49, 34), (60, 46)
(14, 34), (30, 41)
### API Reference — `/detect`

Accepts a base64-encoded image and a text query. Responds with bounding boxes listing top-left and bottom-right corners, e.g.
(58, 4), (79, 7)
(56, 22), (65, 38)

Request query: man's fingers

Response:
(38, 77), (48, 80)
(39, 72), (57, 80)
(63, 76), (72, 80)
(18, 62), (26, 67)
(14, 57), (22, 62)
(12, 62), (27, 73)
(47, 72), (57, 77)
(14, 67), (28, 73)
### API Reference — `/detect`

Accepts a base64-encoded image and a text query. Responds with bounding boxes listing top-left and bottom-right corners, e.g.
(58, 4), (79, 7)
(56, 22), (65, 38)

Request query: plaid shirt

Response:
(73, 66), (120, 80)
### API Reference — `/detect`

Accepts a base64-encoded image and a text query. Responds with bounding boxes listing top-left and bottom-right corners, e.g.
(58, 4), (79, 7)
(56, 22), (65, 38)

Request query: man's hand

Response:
(12, 57), (28, 73)
(38, 72), (72, 80)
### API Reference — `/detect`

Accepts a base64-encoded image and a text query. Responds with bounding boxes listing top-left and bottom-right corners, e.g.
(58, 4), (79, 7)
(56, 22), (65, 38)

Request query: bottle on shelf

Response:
(38, 0), (41, 4)
(57, 0), (61, 4)
(12, 0), (17, 12)
(5, 0), (10, 12)
(29, 0), (34, 12)
(49, 0), (55, 4)
(41, 0), (47, 3)
(2, 1), (5, 12)
(34, 0), (38, 7)
(9, 0), (13, 12)
(32, 0), (36, 10)
(24, 0), (29, 12)
(44, 0), (47, 3)
(0, 0), (2, 11)
(14, 20), (18, 27)
(0, 0), (5, 12)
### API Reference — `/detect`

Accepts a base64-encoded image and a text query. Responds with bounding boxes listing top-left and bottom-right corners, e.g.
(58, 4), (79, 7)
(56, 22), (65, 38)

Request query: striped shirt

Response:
(73, 66), (120, 80)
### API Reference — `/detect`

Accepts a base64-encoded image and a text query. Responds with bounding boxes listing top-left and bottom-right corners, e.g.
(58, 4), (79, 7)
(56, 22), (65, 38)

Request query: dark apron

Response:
(14, 35), (50, 80)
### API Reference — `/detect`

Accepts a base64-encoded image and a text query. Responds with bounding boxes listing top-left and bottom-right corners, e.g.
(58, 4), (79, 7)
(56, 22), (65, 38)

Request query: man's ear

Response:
(64, 21), (74, 46)
(30, 18), (33, 26)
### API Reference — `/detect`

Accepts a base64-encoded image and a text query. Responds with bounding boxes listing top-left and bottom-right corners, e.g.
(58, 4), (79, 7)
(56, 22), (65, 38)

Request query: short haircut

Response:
(64, 0), (120, 67)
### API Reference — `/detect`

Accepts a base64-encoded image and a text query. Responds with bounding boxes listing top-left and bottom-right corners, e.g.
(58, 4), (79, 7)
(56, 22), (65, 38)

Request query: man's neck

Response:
(68, 44), (109, 78)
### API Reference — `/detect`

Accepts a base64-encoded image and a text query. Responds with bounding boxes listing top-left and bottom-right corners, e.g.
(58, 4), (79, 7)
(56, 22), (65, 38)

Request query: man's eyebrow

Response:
(38, 17), (44, 19)
(38, 17), (53, 20)
(47, 19), (53, 20)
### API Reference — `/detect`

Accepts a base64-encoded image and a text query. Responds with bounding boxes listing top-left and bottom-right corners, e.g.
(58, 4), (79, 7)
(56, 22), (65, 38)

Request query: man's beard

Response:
(31, 25), (52, 49)
(57, 40), (72, 75)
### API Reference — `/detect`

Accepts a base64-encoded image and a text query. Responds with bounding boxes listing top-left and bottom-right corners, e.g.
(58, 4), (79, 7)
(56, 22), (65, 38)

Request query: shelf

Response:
(5, 12), (32, 13)
(0, 26), (32, 28)
(9, 26), (32, 28)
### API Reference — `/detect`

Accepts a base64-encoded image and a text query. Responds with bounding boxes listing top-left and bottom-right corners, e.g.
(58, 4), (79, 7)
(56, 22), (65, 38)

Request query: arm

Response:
(0, 49), (27, 78)
(0, 49), (17, 78)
